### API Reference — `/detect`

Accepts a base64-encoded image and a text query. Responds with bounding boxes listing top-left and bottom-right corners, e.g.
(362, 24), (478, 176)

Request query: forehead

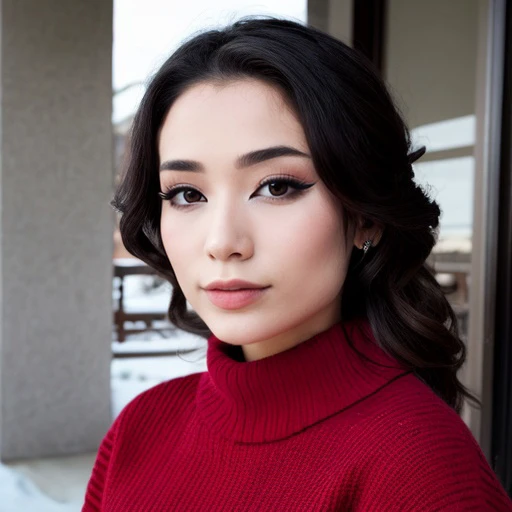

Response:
(158, 79), (309, 158)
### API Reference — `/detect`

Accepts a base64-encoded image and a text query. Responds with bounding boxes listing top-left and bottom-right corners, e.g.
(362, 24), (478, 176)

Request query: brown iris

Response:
(268, 181), (289, 196)
(184, 190), (203, 203)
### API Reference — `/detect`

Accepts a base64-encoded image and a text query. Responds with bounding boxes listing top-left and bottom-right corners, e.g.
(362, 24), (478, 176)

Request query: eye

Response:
(252, 177), (315, 199)
(266, 181), (290, 197)
(158, 186), (206, 207)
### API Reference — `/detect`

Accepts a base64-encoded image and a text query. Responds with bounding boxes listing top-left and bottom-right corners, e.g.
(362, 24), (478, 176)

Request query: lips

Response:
(203, 280), (270, 310)
(205, 279), (265, 291)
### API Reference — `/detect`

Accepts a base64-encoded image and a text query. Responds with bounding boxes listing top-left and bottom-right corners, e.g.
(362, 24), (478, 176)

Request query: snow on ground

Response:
(0, 463), (82, 512)
(111, 327), (207, 416)
(111, 274), (208, 413)
(1, 274), (207, 512)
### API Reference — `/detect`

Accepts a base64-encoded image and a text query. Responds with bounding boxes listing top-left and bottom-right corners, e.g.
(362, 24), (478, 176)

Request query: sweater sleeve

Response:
(81, 415), (120, 512)
(355, 412), (512, 511)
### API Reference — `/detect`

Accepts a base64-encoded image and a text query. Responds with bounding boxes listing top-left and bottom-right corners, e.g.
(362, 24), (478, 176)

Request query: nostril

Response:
(204, 231), (254, 261)
(208, 250), (244, 260)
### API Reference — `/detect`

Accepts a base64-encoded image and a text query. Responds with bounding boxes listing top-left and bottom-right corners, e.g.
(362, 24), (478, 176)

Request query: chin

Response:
(203, 309), (328, 351)
(200, 311), (286, 346)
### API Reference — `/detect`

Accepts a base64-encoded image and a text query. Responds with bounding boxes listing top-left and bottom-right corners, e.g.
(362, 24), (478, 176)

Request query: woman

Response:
(83, 17), (512, 511)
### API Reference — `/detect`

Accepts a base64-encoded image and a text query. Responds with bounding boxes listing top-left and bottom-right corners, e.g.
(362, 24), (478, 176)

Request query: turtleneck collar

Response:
(195, 318), (411, 444)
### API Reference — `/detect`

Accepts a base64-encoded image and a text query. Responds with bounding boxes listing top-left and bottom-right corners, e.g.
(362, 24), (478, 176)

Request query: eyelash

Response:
(158, 175), (315, 209)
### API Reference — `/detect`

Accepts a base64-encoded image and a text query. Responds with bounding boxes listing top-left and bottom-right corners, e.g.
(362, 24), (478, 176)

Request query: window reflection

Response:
(414, 155), (474, 240)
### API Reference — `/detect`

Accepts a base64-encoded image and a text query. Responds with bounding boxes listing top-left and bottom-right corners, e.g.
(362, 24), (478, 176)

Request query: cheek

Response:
(160, 213), (196, 284)
(266, 199), (347, 277)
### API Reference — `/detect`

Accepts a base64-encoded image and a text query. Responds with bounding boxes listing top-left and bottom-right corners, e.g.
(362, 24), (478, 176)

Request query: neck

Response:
(241, 310), (342, 362)
(196, 317), (411, 443)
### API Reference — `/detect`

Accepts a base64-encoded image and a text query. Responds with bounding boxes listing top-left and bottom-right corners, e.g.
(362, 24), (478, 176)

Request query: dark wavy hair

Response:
(112, 16), (481, 414)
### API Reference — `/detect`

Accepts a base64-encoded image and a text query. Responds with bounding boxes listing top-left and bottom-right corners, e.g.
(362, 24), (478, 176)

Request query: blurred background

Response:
(1, 0), (511, 509)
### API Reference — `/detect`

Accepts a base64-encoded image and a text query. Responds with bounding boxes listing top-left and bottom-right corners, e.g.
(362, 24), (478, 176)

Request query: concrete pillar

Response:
(0, 0), (113, 460)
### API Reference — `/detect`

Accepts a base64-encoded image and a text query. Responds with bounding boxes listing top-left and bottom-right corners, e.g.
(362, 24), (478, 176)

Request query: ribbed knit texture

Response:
(83, 319), (512, 511)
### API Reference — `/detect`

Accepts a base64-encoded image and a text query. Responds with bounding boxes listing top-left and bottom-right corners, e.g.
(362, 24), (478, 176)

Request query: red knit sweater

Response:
(83, 319), (512, 511)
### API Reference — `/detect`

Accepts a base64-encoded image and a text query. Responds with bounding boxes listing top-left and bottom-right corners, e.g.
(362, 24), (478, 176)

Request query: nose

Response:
(204, 201), (254, 262)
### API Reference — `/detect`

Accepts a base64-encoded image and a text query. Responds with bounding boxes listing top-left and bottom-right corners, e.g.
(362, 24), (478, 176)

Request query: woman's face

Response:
(158, 79), (356, 361)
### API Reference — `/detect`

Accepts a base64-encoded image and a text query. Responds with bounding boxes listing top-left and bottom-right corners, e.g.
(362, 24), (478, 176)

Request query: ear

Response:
(353, 217), (384, 250)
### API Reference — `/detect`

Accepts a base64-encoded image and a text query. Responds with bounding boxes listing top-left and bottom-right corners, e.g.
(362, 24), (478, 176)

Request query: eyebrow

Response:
(159, 145), (311, 172)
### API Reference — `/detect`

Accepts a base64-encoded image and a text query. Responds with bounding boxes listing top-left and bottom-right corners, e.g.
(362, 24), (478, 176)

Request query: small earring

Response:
(362, 239), (373, 254)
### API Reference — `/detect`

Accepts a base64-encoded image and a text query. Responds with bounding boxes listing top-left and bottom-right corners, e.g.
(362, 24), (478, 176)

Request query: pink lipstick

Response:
(203, 280), (269, 310)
